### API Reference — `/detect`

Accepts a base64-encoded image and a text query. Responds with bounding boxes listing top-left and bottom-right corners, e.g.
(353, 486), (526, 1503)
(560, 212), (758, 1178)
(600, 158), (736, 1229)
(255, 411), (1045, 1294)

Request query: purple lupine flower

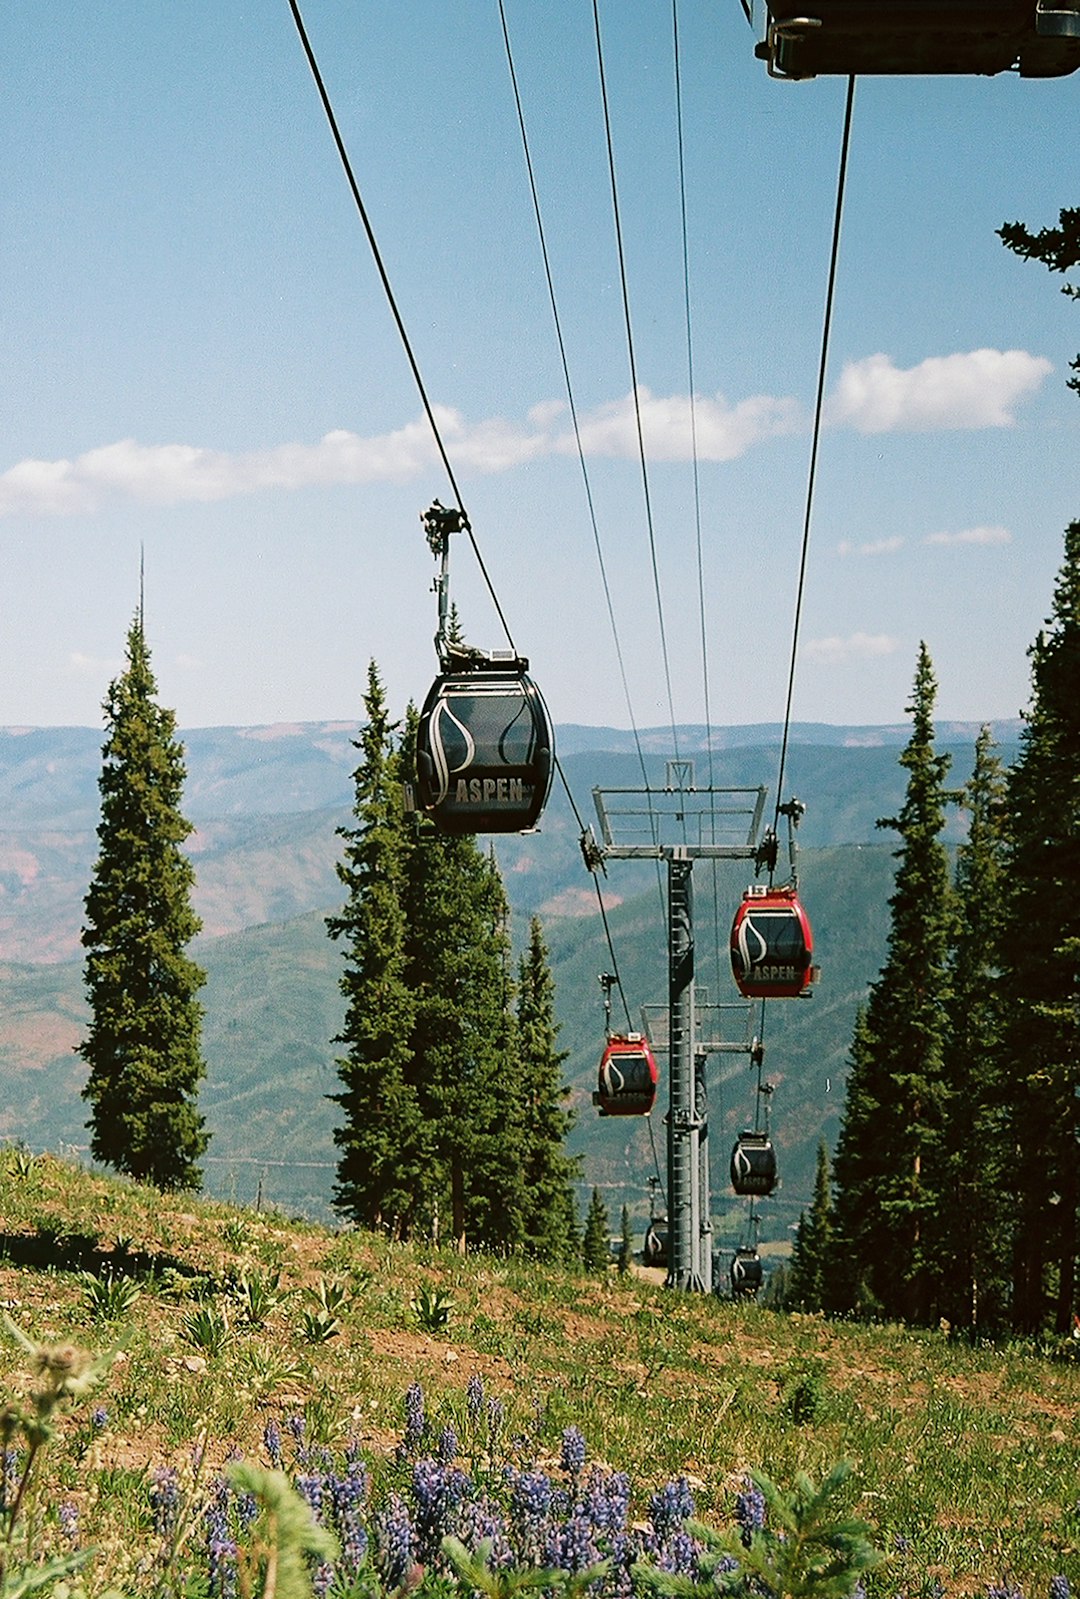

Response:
(313, 1562), (334, 1598)
(286, 1413), (309, 1467)
(150, 1465), (181, 1540)
(2, 1447), (21, 1500)
(91, 1406), (109, 1432)
(985, 1587), (1024, 1599)
(437, 1425), (458, 1464)
(458, 1494), (514, 1569)
(296, 1474), (325, 1522)
(656, 1528), (698, 1577)
(508, 1466), (554, 1559)
(486, 1396), (505, 1444)
(205, 1478), (238, 1599)
(328, 1465), (369, 1573)
(411, 1458), (472, 1563)
(584, 1467), (630, 1535)
(544, 1505), (600, 1573)
(58, 1501), (79, 1544)
(560, 1426), (587, 1477)
(606, 1530), (638, 1599)
(1050, 1580), (1072, 1599)
(403, 1382), (426, 1452)
(649, 1477), (695, 1539)
(734, 1479), (765, 1546)
(466, 1373), (485, 1420)
(263, 1418), (282, 1469)
(374, 1493), (415, 1588)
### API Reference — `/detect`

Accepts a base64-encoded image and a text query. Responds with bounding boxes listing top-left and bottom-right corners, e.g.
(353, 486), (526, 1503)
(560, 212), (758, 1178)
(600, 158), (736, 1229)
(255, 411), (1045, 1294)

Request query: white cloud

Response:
(803, 631), (900, 666)
(570, 386), (802, 462)
(0, 350), (1040, 521)
(0, 388), (804, 519)
(827, 349), (1051, 433)
(836, 536), (906, 557)
(923, 524), (1012, 547)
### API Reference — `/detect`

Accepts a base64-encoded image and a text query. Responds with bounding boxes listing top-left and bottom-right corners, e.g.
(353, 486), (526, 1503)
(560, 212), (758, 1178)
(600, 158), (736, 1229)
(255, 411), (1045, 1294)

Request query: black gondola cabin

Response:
(730, 885), (815, 999)
(414, 658), (553, 834)
(730, 1131), (779, 1196)
(594, 1033), (659, 1117)
(730, 1247), (764, 1297)
(754, 0), (1080, 79)
(643, 1218), (669, 1268)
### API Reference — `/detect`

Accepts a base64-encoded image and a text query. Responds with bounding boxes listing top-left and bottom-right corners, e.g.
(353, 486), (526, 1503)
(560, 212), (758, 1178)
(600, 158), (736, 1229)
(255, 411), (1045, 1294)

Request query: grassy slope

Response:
(0, 1151), (1078, 1596)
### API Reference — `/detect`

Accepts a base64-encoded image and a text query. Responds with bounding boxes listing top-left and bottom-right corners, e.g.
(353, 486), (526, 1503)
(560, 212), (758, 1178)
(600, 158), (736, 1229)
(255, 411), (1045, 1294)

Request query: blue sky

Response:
(2, 2), (1078, 735)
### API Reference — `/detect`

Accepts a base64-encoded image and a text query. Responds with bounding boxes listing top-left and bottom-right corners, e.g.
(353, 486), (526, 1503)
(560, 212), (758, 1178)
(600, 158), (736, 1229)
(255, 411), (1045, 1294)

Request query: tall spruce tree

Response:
(401, 718), (521, 1251)
(327, 663), (423, 1234)
(829, 645), (956, 1321)
(786, 1140), (833, 1313)
(79, 611), (207, 1190)
(997, 523), (1080, 1334)
(513, 916), (580, 1261)
(582, 1188), (610, 1274)
(455, 851), (529, 1253)
(935, 727), (1010, 1333)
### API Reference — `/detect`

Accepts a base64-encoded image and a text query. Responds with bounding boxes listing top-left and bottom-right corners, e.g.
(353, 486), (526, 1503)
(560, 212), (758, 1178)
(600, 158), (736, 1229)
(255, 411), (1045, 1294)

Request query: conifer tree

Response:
(935, 727), (1010, 1332)
(455, 851), (529, 1253)
(618, 1204), (634, 1274)
(327, 663), (422, 1234)
(79, 611), (207, 1190)
(830, 645), (956, 1321)
(513, 917), (580, 1261)
(787, 1141), (833, 1313)
(999, 207), (1080, 397)
(401, 738), (521, 1251)
(997, 522), (1080, 1334)
(582, 1188), (610, 1274)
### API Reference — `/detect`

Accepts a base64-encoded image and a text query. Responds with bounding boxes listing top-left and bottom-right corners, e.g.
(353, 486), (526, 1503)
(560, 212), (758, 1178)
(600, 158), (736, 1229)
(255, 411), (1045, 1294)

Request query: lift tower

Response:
(591, 764), (770, 1292)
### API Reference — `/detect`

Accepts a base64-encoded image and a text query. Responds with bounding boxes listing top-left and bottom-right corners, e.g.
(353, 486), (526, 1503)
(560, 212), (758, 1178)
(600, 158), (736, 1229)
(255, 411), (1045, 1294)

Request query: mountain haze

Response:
(0, 720), (1009, 1237)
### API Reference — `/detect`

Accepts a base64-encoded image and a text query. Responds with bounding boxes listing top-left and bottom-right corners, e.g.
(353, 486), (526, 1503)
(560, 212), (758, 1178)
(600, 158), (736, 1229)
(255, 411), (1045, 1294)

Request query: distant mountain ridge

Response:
(0, 718), (1024, 828)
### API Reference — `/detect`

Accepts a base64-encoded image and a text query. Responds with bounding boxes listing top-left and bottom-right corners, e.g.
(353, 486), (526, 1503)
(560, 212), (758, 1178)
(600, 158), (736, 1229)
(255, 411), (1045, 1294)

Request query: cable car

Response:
(414, 656), (554, 834)
(643, 1217), (669, 1268)
(593, 1033), (659, 1116)
(730, 1246), (764, 1298)
(730, 1131), (778, 1197)
(730, 885), (815, 999)
(753, 0), (1080, 80)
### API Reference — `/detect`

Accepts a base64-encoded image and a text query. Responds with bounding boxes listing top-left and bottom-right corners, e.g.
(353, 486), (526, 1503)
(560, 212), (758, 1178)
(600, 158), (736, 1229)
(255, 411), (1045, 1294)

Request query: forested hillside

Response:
(0, 721), (1013, 1235)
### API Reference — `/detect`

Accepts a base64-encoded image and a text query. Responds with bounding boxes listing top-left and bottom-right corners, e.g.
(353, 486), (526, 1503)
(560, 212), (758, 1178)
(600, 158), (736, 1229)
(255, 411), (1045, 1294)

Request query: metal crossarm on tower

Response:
(592, 765), (769, 1292)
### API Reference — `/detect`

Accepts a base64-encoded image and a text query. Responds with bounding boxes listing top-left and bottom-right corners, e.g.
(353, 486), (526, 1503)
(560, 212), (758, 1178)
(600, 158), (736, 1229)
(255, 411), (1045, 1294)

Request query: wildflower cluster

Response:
(160, 1381), (1074, 1599)
(190, 1382), (711, 1599)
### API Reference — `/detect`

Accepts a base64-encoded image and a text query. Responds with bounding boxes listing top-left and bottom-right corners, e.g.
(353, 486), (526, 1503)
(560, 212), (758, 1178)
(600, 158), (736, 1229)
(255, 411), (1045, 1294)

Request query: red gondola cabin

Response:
(730, 885), (815, 999)
(593, 1034), (659, 1117)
